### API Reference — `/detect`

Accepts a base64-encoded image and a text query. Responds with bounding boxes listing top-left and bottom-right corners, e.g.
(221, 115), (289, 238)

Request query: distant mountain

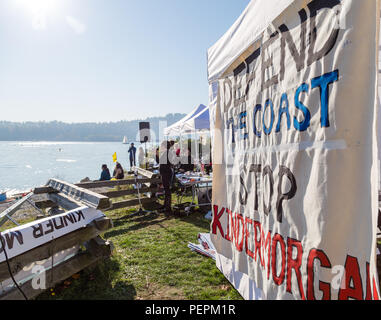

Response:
(0, 113), (186, 142)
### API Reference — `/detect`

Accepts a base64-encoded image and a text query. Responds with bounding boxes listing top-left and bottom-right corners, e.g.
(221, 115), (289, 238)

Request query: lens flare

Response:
(14, 0), (60, 29)
(16, 0), (59, 13)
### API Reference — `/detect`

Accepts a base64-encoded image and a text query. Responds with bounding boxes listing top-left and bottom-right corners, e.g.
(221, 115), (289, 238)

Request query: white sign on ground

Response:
(0, 206), (105, 263)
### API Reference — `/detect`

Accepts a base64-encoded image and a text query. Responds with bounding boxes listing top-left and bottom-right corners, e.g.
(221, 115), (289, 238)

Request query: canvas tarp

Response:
(181, 106), (210, 134)
(208, 0), (381, 300)
(164, 104), (207, 136)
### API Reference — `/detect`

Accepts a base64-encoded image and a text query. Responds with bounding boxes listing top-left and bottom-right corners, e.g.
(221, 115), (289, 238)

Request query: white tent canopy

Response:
(207, 0), (293, 82)
(181, 106), (210, 134)
(164, 104), (207, 136)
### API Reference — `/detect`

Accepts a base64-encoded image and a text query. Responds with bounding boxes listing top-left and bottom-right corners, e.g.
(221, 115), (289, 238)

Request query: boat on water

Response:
(122, 136), (128, 144)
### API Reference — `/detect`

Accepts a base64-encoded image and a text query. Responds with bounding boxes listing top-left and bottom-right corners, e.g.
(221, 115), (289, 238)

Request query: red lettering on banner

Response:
(262, 229), (272, 279)
(212, 205), (225, 236)
(228, 209), (235, 242)
(244, 217), (255, 259)
(254, 221), (263, 266)
(373, 277), (379, 300)
(225, 208), (232, 241)
(365, 263), (379, 300)
(271, 233), (286, 286)
(235, 213), (245, 252)
(307, 249), (331, 300)
(286, 238), (305, 300)
(365, 262), (372, 300)
(338, 255), (363, 300)
(214, 206), (377, 300)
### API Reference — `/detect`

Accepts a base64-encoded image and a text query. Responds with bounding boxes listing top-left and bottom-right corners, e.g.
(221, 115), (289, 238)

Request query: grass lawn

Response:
(36, 198), (243, 300)
(26, 183), (381, 300)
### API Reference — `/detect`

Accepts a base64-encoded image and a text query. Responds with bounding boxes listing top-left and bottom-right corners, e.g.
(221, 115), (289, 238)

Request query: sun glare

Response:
(14, 0), (61, 29)
(16, 0), (59, 13)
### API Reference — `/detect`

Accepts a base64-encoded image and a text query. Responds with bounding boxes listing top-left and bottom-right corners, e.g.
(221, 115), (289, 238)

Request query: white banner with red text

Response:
(208, 0), (381, 300)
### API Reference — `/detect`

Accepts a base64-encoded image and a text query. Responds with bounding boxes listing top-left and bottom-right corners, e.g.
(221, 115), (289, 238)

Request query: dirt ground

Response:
(0, 194), (47, 221)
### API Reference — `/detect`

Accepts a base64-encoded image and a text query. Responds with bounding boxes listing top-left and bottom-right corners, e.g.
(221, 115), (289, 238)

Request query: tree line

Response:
(0, 113), (186, 142)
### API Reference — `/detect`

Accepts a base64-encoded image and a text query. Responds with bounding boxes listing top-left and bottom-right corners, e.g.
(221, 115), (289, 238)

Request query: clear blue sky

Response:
(0, 0), (250, 123)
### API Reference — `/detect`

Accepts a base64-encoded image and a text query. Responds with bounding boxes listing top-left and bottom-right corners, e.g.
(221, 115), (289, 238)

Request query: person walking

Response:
(128, 143), (137, 169)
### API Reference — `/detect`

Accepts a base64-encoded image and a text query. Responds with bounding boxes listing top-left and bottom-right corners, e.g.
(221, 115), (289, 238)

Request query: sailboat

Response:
(122, 136), (128, 144)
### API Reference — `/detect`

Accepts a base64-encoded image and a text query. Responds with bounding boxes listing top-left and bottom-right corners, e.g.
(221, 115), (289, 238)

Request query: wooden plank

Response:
(100, 187), (158, 198)
(87, 236), (114, 258)
(75, 177), (162, 189)
(47, 193), (83, 211)
(35, 178), (161, 194)
(33, 186), (57, 195)
(131, 167), (161, 188)
(131, 166), (159, 179)
(46, 179), (111, 210)
(0, 217), (113, 283)
(0, 244), (112, 300)
(107, 197), (154, 211)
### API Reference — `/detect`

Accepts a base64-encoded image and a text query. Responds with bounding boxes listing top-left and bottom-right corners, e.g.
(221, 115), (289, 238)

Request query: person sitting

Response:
(113, 162), (125, 180)
(99, 164), (111, 181)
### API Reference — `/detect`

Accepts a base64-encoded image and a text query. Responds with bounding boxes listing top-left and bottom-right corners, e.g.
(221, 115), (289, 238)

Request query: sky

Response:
(0, 0), (250, 123)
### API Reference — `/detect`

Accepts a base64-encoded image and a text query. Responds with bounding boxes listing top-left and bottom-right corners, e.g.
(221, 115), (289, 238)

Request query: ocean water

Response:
(0, 141), (153, 192)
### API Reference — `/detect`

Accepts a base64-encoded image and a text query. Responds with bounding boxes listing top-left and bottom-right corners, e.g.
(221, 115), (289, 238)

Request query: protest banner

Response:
(208, 0), (381, 300)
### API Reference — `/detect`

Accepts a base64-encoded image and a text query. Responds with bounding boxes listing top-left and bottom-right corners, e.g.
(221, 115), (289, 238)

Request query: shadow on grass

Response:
(105, 197), (211, 239)
(105, 213), (170, 238)
(111, 210), (160, 227)
(177, 212), (211, 229)
(38, 257), (137, 300)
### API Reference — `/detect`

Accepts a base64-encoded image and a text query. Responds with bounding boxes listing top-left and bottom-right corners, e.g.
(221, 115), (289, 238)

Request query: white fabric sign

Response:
(0, 206), (105, 263)
(208, 0), (381, 300)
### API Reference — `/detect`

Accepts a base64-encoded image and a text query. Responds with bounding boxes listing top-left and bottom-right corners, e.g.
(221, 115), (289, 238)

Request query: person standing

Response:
(179, 147), (195, 173)
(128, 143), (137, 169)
(159, 140), (174, 215)
(155, 147), (160, 165)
